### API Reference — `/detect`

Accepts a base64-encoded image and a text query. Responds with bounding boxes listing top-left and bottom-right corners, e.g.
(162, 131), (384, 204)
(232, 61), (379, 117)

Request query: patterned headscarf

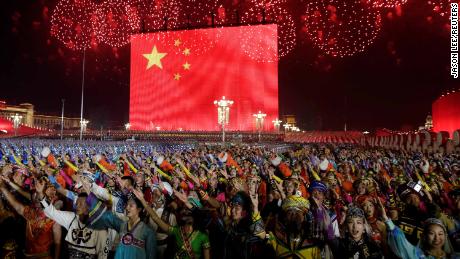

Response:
(228, 177), (248, 193)
(423, 218), (446, 232)
(418, 218), (454, 255)
(347, 206), (366, 219)
(282, 195), (310, 213)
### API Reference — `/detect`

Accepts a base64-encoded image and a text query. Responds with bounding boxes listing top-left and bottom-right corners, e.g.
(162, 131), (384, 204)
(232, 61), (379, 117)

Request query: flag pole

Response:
(222, 117), (225, 144)
(79, 49), (86, 141)
(61, 98), (65, 140)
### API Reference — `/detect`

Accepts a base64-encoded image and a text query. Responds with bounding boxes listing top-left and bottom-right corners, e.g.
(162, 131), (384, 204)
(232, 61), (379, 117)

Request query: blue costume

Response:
(385, 219), (460, 259)
(91, 211), (157, 259)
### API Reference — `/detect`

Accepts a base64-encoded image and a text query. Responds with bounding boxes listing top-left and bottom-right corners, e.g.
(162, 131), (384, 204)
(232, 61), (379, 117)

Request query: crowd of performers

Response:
(0, 140), (459, 259)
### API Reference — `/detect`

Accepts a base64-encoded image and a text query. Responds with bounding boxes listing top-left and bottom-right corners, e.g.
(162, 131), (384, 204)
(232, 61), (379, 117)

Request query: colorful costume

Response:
(267, 231), (322, 259)
(40, 197), (109, 259)
(169, 226), (210, 259)
(386, 219), (459, 259)
(22, 206), (55, 258)
(91, 211), (157, 259)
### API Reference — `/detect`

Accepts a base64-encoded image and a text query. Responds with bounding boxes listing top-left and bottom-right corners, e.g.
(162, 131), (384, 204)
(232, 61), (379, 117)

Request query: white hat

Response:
(41, 147), (51, 158)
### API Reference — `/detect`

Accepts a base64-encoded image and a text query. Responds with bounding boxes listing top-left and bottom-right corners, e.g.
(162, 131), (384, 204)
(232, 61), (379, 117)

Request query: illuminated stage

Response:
(129, 25), (279, 132)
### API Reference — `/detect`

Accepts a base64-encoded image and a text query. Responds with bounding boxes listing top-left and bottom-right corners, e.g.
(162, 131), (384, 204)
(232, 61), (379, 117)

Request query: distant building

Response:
(282, 114), (297, 127)
(0, 100), (80, 130)
(424, 114), (433, 131)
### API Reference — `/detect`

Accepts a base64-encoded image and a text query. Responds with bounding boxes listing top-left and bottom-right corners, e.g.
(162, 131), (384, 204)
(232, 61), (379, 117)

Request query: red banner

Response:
(129, 25), (279, 131)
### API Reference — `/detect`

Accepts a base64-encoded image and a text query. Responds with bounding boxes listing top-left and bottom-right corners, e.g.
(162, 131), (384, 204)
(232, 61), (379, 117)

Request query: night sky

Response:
(0, 0), (456, 131)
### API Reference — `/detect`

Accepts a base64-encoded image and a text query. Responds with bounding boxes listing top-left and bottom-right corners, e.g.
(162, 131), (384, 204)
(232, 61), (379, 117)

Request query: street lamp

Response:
(253, 111), (266, 142)
(125, 123), (131, 131)
(283, 123), (291, 132)
(10, 113), (22, 136)
(214, 96), (233, 143)
(272, 118), (282, 132)
(80, 119), (89, 134)
(61, 99), (65, 140)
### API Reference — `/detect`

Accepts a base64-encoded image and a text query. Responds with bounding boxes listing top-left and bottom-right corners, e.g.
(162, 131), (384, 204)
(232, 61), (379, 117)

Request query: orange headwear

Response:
(271, 156), (292, 178)
(41, 147), (58, 168)
(342, 180), (354, 193)
(218, 152), (242, 173)
(156, 156), (174, 172)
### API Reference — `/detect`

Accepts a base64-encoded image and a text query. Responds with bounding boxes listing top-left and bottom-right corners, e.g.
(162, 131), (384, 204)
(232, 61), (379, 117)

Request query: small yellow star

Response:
(183, 48), (191, 56)
(183, 62), (191, 70)
(174, 73), (181, 80)
(143, 46), (167, 70)
(174, 39), (181, 47)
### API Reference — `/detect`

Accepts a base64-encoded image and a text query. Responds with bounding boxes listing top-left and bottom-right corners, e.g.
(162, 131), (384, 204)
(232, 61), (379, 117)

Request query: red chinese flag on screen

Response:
(130, 25), (279, 131)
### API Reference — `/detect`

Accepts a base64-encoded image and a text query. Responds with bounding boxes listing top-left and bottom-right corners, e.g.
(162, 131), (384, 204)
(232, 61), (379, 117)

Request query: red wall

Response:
(432, 91), (460, 136)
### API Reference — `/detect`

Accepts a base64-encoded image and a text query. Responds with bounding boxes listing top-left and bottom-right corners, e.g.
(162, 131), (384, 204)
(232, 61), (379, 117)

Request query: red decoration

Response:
(139, 0), (181, 31)
(50, 0), (96, 50)
(364, 0), (408, 9)
(93, 0), (142, 47)
(129, 25), (279, 131)
(241, 0), (296, 59)
(428, 0), (460, 19)
(178, 0), (222, 28)
(303, 0), (382, 58)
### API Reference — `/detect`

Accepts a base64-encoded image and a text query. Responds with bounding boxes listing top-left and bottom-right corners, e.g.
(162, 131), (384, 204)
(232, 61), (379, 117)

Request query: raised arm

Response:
(0, 178), (26, 216)
(89, 180), (117, 203)
(1, 175), (31, 200)
(133, 189), (170, 233)
(378, 196), (419, 259)
(89, 210), (123, 232)
(173, 190), (194, 210)
(36, 180), (75, 229)
(198, 189), (221, 209)
(150, 163), (172, 181)
(47, 174), (77, 204)
(176, 157), (192, 178)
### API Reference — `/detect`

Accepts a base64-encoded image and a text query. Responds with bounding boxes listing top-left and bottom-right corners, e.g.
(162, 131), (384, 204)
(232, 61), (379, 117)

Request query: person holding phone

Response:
(380, 197), (459, 259)
(396, 181), (456, 246)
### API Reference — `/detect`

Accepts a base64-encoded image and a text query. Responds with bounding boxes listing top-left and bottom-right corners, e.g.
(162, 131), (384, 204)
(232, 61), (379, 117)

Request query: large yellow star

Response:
(174, 73), (181, 80)
(183, 62), (191, 70)
(143, 46), (167, 69)
(183, 48), (191, 56)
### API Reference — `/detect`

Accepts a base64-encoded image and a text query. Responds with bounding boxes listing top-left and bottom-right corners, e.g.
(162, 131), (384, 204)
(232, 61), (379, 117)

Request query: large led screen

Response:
(130, 25), (279, 131)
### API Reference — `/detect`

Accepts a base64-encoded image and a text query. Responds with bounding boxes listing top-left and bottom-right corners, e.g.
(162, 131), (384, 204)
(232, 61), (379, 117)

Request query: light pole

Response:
(125, 123), (131, 131)
(253, 111), (266, 142)
(11, 114), (22, 137)
(80, 119), (89, 136)
(79, 50), (86, 141)
(214, 96), (233, 144)
(283, 123), (290, 132)
(61, 99), (65, 140)
(272, 118), (282, 132)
